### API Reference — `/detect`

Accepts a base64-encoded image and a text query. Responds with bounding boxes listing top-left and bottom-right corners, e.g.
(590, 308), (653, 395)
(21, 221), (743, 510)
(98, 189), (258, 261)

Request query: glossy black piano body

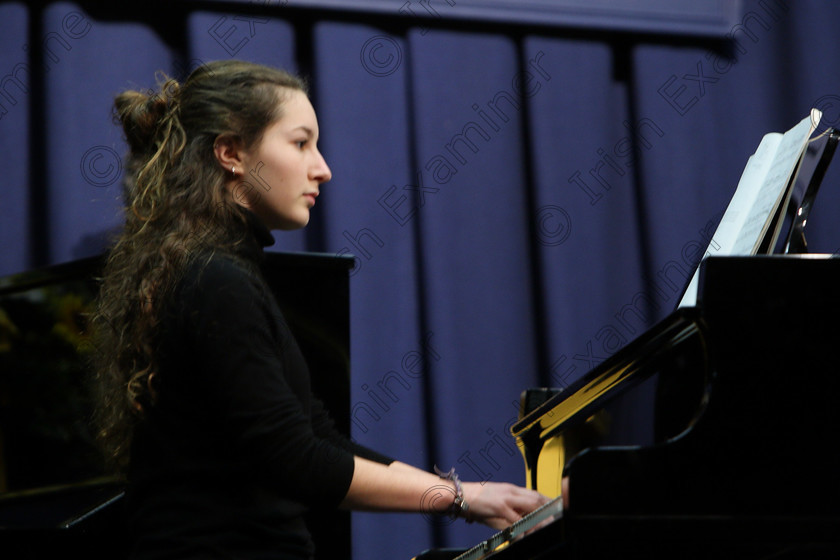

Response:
(496, 255), (840, 559)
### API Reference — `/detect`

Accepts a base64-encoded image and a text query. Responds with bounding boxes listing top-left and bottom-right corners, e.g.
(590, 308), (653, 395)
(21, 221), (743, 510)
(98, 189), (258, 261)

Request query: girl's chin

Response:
(275, 216), (310, 231)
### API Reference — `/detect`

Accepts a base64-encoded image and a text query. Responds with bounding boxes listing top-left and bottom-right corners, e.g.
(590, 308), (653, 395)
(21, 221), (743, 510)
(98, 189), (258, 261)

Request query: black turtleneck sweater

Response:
(125, 214), (392, 559)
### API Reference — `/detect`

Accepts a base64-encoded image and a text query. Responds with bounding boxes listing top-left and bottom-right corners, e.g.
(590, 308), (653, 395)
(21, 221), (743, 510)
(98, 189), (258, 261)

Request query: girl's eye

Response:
(296, 140), (308, 149)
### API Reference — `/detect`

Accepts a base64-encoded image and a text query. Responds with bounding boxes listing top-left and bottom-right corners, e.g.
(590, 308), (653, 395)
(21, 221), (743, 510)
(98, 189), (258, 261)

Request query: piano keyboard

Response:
(453, 495), (564, 560)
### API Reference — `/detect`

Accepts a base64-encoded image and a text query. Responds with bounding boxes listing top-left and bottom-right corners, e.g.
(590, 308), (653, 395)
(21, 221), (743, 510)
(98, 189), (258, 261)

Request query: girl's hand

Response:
(461, 481), (551, 530)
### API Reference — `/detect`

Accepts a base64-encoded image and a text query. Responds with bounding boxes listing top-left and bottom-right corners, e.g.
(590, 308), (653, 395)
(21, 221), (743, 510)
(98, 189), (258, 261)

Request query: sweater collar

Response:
(243, 209), (276, 249)
(232, 209), (276, 263)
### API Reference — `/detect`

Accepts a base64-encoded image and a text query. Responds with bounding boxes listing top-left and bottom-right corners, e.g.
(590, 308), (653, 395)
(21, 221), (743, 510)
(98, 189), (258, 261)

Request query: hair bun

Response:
(114, 77), (180, 155)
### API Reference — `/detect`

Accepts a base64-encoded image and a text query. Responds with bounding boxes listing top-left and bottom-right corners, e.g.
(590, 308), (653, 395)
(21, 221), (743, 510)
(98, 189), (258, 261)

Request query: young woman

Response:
(92, 59), (549, 559)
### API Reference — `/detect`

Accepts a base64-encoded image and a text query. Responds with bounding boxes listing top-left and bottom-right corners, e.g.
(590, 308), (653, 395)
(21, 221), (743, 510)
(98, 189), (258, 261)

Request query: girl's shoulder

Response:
(171, 249), (270, 308)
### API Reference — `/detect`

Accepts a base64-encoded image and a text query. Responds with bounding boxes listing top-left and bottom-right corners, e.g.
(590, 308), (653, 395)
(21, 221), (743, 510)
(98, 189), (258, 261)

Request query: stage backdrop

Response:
(2, 1), (840, 558)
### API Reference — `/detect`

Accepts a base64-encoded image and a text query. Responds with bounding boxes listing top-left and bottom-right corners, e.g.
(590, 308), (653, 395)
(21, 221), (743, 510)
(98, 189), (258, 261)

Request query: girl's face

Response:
(235, 89), (332, 230)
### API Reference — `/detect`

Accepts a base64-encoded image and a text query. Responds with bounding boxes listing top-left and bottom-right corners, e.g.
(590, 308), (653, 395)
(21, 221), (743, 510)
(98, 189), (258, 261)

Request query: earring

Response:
(231, 166), (236, 175)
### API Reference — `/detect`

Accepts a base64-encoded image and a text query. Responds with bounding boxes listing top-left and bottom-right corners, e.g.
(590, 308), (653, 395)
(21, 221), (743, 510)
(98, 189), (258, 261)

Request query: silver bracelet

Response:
(434, 465), (470, 521)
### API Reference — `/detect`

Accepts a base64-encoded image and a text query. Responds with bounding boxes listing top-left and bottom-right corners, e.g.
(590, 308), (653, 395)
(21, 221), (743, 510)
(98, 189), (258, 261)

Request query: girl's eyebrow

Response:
(291, 125), (315, 138)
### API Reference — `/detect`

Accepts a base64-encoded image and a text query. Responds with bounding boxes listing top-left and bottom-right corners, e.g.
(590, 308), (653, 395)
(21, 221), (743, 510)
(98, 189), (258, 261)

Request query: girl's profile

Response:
(92, 59), (549, 560)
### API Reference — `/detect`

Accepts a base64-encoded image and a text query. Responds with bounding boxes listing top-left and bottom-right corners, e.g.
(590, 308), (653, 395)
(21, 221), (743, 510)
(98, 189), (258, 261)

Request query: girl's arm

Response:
(340, 456), (550, 530)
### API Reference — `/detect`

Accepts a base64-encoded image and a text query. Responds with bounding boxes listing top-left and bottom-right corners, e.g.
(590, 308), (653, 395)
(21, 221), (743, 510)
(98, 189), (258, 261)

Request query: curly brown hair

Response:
(91, 60), (307, 470)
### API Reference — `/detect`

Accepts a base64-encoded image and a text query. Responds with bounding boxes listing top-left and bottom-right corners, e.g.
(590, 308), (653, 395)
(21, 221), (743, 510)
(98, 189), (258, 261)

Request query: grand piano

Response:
(501, 254), (840, 559)
(417, 127), (840, 559)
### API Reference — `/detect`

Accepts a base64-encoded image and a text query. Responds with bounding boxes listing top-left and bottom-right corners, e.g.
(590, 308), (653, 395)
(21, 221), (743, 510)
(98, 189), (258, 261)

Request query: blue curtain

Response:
(3, 1), (840, 557)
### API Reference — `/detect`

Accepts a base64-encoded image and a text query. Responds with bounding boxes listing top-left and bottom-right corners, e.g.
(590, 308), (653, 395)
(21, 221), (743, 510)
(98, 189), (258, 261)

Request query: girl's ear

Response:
(216, 135), (260, 212)
(213, 135), (246, 174)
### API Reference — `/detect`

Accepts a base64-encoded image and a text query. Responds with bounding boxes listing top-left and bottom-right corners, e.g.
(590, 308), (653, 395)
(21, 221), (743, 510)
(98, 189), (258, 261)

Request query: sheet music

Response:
(731, 114), (816, 254)
(678, 111), (820, 308)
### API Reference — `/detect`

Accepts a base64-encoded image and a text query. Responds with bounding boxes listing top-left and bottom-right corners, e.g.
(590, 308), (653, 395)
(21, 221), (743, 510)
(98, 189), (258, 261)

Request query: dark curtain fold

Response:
(3, 1), (840, 558)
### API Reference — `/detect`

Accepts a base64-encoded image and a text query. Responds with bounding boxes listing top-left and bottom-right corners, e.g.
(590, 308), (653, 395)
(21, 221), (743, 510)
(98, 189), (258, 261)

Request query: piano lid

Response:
(510, 307), (706, 442)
